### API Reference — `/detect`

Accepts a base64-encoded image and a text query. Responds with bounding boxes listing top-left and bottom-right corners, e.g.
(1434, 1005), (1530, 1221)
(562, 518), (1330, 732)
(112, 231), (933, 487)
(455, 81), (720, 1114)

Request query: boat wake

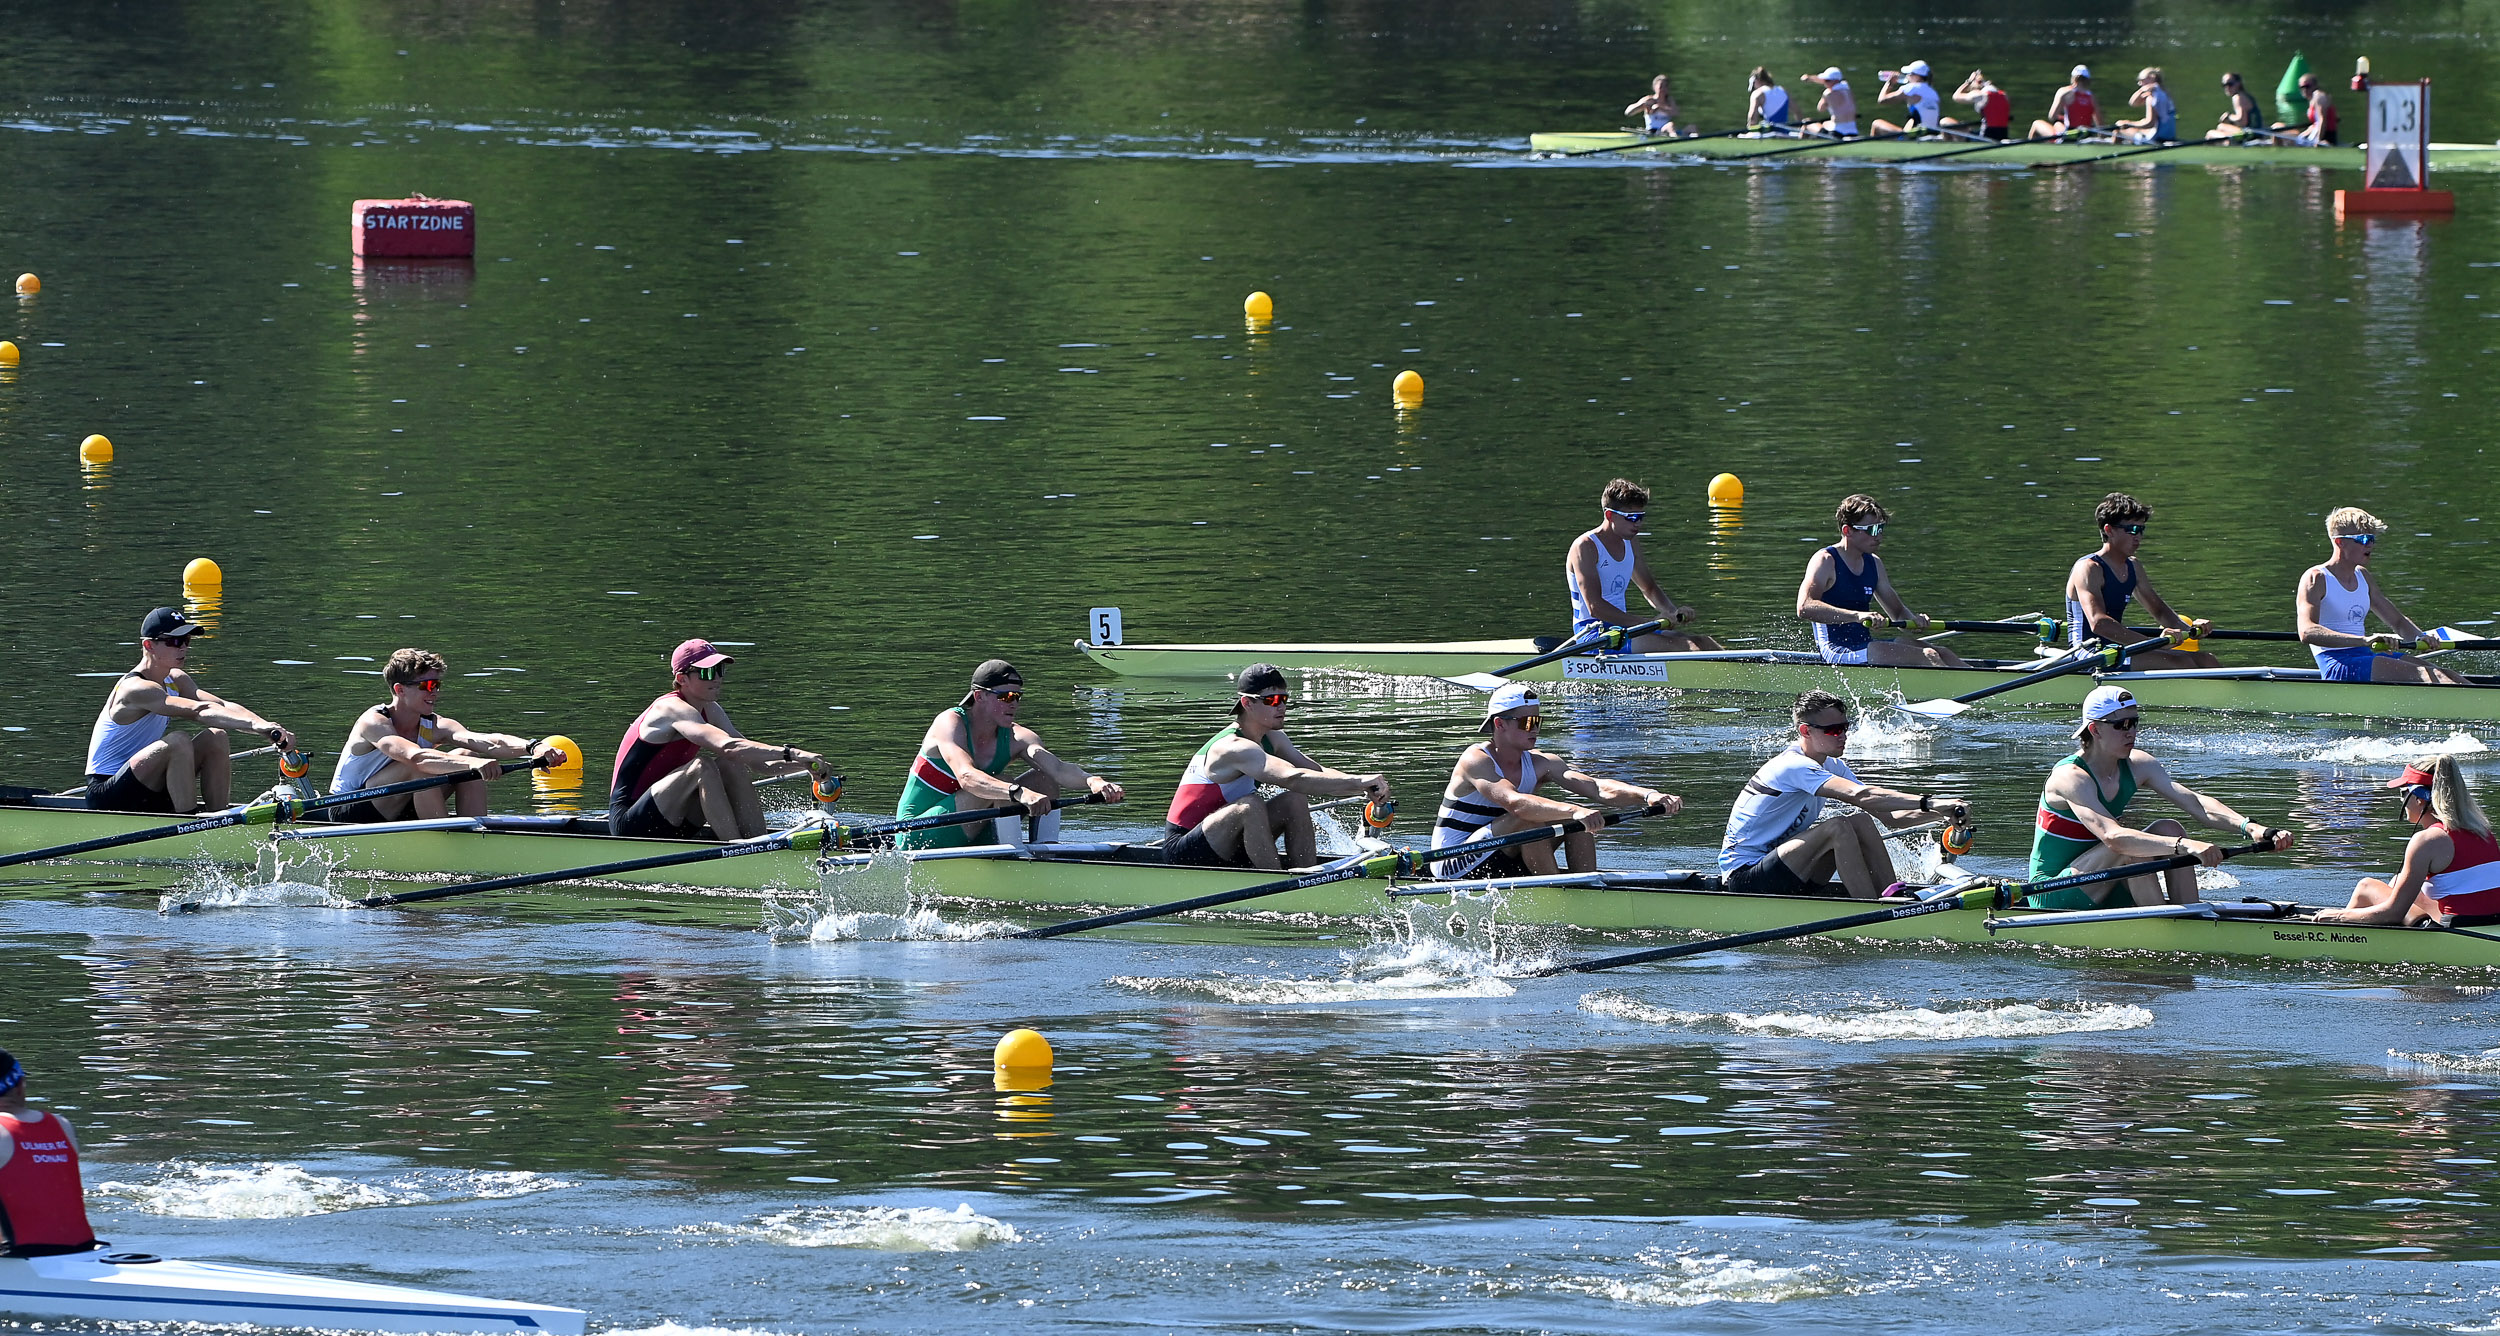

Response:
(694, 1203), (1019, 1251)
(1550, 1249), (1859, 1306)
(2307, 731), (2488, 765)
(1581, 991), (2155, 1042)
(2388, 1048), (2500, 1072)
(86, 1161), (571, 1218)
(1109, 933), (1520, 1004)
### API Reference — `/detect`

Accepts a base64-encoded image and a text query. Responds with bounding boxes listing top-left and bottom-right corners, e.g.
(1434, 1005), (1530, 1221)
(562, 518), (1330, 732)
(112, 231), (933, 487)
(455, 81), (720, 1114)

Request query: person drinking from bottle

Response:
(328, 649), (567, 823)
(2319, 757), (2500, 925)
(1163, 663), (1390, 870)
(2063, 492), (2218, 670)
(84, 606), (298, 815)
(894, 659), (1125, 851)
(1567, 478), (1721, 653)
(1795, 495), (1968, 668)
(609, 638), (832, 840)
(1717, 690), (1966, 899)
(2026, 686), (2294, 909)
(1432, 683), (1679, 878)
(2296, 508), (2462, 685)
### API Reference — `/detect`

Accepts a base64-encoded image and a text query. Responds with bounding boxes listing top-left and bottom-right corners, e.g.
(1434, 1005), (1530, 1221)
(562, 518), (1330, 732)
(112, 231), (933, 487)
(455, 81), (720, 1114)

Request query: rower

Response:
(2275, 72), (2339, 145)
(2028, 65), (2100, 140)
(1717, 690), (1964, 899)
(894, 659), (1124, 850)
(1800, 67), (1858, 137)
(1794, 495), (1969, 668)
(2026, 685), (2293, 909)
(1947, 70), (2013, 139)
(608, 638), (830, 840)
(2115, 67), (2178, 143)
(2207, 71), (2263, 141)
(1623, 74), (1689, 138)
(0, 1051), (98, 1258)
(328, 649), (565, 822)
(1433, 683), (1677, 878)
(2319, 758), (2500, 925)
(1745, 67), (1792, 131)
(1868, 60), (1942, 137)
(2062, 492), (2218, 671)
(1162, 663), (1389, 870)
(1567, 478), (1721, 653)
(2295, 508), (2461, 685)
(83, 606), (296, 815)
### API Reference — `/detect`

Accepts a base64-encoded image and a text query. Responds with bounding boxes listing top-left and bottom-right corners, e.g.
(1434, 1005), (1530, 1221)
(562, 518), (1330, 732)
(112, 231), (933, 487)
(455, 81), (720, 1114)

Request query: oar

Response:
(1535, 840), (2270, 975)
(2425, 629), (2500, 650)
(2034, 128), (2252, 169)
(1895, 631), (2175, 719)
(1442, 620), (1664, 690)
(1017, 801), (1668, 939)
(1894, 124), (2097, 164)
(58, 743), (301, 798)
(0, 759), (546, 871)
(1561, 126), (1763, 157)
(357, 792), (1105, 908)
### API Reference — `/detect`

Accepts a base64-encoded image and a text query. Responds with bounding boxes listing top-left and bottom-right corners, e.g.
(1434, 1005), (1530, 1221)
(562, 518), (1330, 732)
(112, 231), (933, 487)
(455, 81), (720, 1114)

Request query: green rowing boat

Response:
(1528, 131), (2500, 171)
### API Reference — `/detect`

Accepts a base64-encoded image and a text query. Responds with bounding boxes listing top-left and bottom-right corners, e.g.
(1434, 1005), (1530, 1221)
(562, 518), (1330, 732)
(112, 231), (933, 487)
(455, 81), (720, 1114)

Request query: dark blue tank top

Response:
(1821, 545), (1883, 652)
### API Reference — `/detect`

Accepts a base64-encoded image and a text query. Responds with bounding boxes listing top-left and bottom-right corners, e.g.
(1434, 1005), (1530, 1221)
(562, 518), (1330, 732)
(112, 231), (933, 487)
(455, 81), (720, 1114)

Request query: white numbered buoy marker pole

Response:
(2336, 77), (2455, 215)
(1089, 607), (1124, 646)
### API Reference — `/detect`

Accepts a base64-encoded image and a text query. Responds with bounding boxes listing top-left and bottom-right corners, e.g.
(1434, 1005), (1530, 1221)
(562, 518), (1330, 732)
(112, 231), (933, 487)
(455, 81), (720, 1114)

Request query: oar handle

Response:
(2008, 840), (2269, 899)
(1482, 620), (1665, 679)
(288, 756), (546, 819)
(823, 790), (1109, 849)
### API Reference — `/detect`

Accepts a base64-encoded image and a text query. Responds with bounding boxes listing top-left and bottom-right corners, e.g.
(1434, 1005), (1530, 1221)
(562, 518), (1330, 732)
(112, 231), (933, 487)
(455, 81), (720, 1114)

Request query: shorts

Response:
(326, 800), (390, 824)
(2022, 885), (2104, 911)
(1722, 852), (1813, 896)
(1828, 121), (1857, 137)
(610, 789), (706, 840)
(2315, 646), (2402, 683)
(1982, 124), (2010, 140)
(1163, 823), (1255, 869)
(1817, 643), (1872, 667)
(86, 766), (174, 815)
(1430, 842), (1534, 881)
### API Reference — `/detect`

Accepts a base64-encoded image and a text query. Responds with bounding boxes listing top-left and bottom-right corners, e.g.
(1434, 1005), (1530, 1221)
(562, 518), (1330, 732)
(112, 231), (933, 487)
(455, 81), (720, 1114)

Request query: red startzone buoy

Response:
(352, 196), (476, 258)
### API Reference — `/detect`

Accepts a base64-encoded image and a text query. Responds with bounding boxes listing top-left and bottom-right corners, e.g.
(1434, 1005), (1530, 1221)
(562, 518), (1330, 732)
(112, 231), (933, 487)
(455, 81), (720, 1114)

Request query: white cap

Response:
(1809, 66), (1845, 83)
(1480, 682), (1539, 733)
(1903, 60), (1931, 77)
(2072, 64), (2092, 79)
(2072, 684), (2137, 738)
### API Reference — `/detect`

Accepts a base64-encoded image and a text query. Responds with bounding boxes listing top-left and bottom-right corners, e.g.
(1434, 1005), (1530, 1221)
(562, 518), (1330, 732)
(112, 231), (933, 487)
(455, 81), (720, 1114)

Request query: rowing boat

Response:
(1529, 131), (2500, 170)
(3, 794), (2491, 968)
(0, 1248), (584, 1333)
(1072, 639), (2500, 721)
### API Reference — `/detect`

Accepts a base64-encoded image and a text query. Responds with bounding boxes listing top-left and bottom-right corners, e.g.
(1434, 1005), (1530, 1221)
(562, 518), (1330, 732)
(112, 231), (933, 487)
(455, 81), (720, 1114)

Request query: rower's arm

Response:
(1235, 736), (1387, 800)
(1556, 766), (1679, 816)
(2131, 571), (2197, 636)
(1816, 776), (1955, 829)
(441, 720), (542, 763)
(2138, 755), (2292, 846)
(1016, 730), (1125, 803)
(1474, 772), (1587, 826)
(2365, 582), (2428, 643)
(671, 708), (822, 777)
(134, 681), (291, 749)
(1627, 548), (1687, 625)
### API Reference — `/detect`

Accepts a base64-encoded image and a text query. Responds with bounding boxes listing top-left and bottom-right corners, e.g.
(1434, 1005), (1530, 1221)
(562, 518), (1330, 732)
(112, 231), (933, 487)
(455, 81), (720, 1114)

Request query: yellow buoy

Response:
(994, 1027), (1053, 1070)
(540, 733), (584, 771)
(79, 434), (113, 463)
(15, 273), (38, 295)
(1392, 369), (1424, 405)
(1243, 291), (1274, 321)
(0, 341), (17, 366)
(182, 556), (222, 588)
(1708, 472), (1745, 506)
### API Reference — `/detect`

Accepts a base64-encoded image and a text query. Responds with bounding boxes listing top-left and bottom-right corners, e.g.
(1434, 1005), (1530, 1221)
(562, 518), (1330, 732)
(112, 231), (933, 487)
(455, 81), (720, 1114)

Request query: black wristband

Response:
(1919, 794), (1931, 812)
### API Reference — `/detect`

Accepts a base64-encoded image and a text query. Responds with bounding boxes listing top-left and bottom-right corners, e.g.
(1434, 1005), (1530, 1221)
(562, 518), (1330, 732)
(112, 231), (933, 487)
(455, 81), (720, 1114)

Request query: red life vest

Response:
(0, 1110), (96, 1253)
(2429, 824), (2500, 917)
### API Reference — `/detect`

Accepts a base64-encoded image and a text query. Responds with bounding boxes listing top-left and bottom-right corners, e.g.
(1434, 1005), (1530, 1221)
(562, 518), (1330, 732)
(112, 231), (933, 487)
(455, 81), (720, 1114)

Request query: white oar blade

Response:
(2431, 627), (2479, 643)
(1894, 698), (1971, 719)
(1439, 672), (1513, 691)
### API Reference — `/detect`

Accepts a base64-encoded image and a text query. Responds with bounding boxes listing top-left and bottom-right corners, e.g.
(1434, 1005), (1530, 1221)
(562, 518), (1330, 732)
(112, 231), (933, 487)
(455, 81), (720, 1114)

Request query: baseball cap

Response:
(0, 1050), (20, 1096)
(2387, 763), (2437, 791)
(140, 606), (201, 641)
(2072, 684), (2137, 737)
(963, 658), (1024, 705)
(1479, 682), (1540, 733)
(670, 638), (734, 674)
(2072, 64), (2092, 79)
(1233, 662), (1288, 697)
(1903, 59), (1931, 77)
(1809, 66), (1845, 82)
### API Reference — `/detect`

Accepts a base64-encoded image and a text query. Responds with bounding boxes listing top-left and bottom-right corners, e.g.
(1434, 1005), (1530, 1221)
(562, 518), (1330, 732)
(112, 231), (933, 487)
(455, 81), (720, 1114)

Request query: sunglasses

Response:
(2339, 533), (2376, 546)
(2405, 785), (2434, 804)
(1808, 719), (1850, 736)
(986, 688), (1024, 704)
(2101, 716), (2141, 731)
(408, 678), (442, 693)
(2110, 523), (2147, 535)
(153, 634), (194, 648)
(1501, 713), (1541, 731)
(690, 664), (728, 681)
(1845, 522), (1885, 536)
(1245, 692), (1289, 708)
(1607, 508), (1646, 524)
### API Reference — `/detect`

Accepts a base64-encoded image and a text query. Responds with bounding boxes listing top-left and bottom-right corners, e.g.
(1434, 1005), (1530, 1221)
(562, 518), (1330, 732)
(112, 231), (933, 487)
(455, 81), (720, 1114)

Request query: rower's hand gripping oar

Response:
(1896, 630), (2178, 719)
(358, 792), (1109, 908)
(0, 758), (549, 870)
(1016, 801), (1672, 940)
(1535, 840), (2274, 976)
(1442, 620), (1665, 691)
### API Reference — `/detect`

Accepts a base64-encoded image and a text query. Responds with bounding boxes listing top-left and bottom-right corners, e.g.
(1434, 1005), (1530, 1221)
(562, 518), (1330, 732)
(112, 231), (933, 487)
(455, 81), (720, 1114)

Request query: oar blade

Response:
(1440, 672), (1514, 691)
(1893, 697), (1971, 719)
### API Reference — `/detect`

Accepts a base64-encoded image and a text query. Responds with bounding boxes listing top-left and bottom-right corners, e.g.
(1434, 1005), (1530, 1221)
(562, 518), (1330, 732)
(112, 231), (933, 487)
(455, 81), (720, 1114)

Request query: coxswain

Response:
(1800, 67), (1858, 137)
(1868, 60), (1943, 137)
(1745, 67), (1792, 131)
(1717, 691), (1965, 899)
(1795, 495), (1969, 668)
(1624, 74), (1690, 138)
(1947, 70), (2013, 139)
(2062, 492), (2219, 670)
(1433, 683), (1678, 878)
(2115, 67), (2178, 143)
(2028, 65), (2100, 139)
(0, 1051), (99, 1257)
(83, 606), (297, 815)
(328, 649), (564, 821)
(894, 659), (1124, 850)
(2025, 686), (2294, 909)
(1567, 478), (1722, 653)
(1163, 664), (1389, 870)
(2207, 71), (2263, 140)
(2320, 758), (2500, 925)
(608, 638), (831, 840)
(2275, 72), (2339, 145)
(2294, 508), (2462, 685)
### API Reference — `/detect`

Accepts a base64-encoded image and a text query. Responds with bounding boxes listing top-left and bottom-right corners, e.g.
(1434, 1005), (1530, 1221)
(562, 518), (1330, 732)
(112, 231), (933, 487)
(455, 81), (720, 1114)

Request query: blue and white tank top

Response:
(85, 675), (177, 779)
(1567, 529), (1636, 634)
(1811, 545), (1883, 656)
(2066, 554), (2139, 647)
(1757, 85), (1792, 127)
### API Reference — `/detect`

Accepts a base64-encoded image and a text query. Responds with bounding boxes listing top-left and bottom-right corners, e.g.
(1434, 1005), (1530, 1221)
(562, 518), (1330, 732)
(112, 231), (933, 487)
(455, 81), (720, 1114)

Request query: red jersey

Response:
(2429, 824), (2500, 917)
(2064, 88), (2098, 129)
(0, 1110), (96, 1254)
(1978, 88), (2011, 129)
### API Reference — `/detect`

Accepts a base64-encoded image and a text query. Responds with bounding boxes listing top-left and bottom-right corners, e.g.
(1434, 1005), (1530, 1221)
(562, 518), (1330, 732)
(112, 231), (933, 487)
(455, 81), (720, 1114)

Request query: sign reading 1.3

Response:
(2365, 81), (2432, 190)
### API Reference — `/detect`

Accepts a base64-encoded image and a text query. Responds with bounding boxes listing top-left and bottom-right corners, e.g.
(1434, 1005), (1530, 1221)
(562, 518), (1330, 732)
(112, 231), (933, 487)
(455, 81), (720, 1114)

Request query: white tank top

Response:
(332, 707), (456, 793)
(1567, 529), (1634, 629)
(84, 675), (176, 779)
(1433, 745), (1541, 849)
(2309, 564), (2372, 637)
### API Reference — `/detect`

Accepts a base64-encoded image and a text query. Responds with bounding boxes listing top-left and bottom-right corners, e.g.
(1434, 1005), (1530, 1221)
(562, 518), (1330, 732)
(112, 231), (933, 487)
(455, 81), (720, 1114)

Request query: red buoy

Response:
(351, 196), (476, 258)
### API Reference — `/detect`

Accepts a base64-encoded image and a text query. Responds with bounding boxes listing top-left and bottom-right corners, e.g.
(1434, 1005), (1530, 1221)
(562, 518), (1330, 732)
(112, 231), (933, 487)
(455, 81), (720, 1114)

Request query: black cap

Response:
(140, 607), (201, 641)
(963, 659), (1023, 706)
(1233, 662), (1288, 696)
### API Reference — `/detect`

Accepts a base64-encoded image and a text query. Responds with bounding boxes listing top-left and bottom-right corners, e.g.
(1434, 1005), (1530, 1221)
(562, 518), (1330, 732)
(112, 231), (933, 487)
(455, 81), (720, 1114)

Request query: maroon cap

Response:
(671, 639), (734, 674)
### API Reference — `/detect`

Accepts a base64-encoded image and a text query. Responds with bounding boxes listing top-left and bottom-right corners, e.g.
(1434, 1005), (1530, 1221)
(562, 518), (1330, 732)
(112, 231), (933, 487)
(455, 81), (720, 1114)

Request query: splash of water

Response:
(1582, 991), (2154, 1042)
(87, 1161), (569, 1218)
(2308, 731), (2488, 765)
(2389, 1048), (2500, 1072)
(1551, 1250), (1853, 1306)
(701, 1203), (1019, 1251)
(764, 848), (1017, 941)
(1110, 930), (1521, 1003)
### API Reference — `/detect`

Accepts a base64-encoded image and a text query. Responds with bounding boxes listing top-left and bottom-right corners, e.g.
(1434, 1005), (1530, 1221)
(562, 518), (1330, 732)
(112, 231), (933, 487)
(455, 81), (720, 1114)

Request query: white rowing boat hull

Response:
(0, 1250), (586, 1333)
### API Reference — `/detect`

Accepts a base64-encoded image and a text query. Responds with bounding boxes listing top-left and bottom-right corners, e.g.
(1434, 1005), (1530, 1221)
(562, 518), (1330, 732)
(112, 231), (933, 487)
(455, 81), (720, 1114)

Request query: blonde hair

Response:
(2327, 506), (2387, 537)
(2423, 755), (2492, 837)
